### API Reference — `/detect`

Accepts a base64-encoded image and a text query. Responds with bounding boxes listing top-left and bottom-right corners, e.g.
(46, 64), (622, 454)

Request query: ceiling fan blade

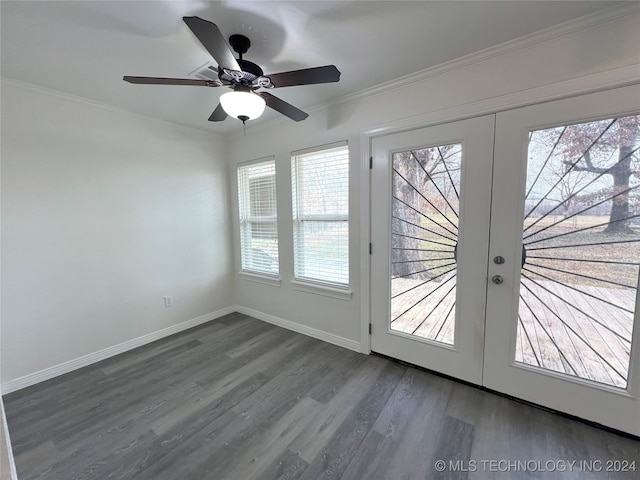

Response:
(258, 92), (308, 122)
(123, 76), (221, 87)
(183, 16), (241, 71)
(208, 103), (228, 122)
(266, 65), (341, 88)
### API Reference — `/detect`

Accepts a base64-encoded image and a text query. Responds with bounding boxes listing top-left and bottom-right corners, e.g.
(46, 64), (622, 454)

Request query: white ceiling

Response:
(1, 1), (626, 135)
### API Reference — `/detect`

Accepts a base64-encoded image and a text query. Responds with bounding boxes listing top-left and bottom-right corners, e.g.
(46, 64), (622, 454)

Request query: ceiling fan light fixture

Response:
(220, 91), (265, 122)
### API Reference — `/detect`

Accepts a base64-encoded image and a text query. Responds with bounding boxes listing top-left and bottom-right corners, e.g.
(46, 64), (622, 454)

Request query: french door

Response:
(370, 84), (640, 435)
(370, 115), (495, 384)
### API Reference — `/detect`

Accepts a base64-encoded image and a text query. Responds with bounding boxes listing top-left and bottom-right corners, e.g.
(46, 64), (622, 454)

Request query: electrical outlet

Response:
(163, 296), (173, 308)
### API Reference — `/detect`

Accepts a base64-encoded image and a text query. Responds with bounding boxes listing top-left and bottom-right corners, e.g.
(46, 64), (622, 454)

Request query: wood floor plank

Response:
(144, 330), (313, 439)
(305, 347), (366, 405)
(11, 440), (57, 480)
(260, 449), (310, 480)
(3, 367), (107, 425)
(343, 371), (455, 480)
(195, 329), (314, 391)
(340, 368), (442, 480)
(130, 410), (243, 480)
(297, 361), (405, 480)
(444, 384), (476, 426)
(4, 316), (639, 480)
(100, 338), (204, 376)
(291, 355), (389, 463)
(225, 325), (292, 358)
(199, 396), (323, 480)
(372, 368), (434, 439)
(178, 345), (337, 479)
(431, 415), (474, 480)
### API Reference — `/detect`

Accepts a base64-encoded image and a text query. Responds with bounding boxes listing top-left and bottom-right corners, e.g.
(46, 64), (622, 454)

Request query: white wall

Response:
(1, 80), (234, 384)
(228, 8), (640, 347)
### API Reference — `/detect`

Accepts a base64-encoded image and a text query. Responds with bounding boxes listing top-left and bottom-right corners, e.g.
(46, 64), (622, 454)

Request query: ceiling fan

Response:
(123, 16), (341, 124)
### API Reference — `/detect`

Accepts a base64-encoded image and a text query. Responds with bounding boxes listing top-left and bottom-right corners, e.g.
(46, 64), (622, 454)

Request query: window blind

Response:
(292, 143), (349, 287)
(238, 158), (279, 275)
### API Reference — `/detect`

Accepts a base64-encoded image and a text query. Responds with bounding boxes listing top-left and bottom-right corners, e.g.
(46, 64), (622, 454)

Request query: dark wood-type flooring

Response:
(4, 313), (639, 479)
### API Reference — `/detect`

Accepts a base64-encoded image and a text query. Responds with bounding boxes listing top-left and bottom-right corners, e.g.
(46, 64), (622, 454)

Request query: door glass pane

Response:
(390, 144), (461, 345)
(518, 114), (640, 388)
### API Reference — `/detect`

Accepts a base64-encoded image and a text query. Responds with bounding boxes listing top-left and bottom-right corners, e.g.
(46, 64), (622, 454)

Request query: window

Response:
(237, 158), (278, 276)
(292, 142), (349, 287)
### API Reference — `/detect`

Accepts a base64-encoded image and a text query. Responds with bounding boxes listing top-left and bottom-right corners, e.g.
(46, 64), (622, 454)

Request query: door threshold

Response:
(371, 351), (640, 442)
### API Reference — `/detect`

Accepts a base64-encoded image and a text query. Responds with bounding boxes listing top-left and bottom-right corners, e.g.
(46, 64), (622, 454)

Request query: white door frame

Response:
(360, 72), (640, 355)
(484, 85), (640, 435)
(359, 76), (640, 435)
(369, 116), (494, 384)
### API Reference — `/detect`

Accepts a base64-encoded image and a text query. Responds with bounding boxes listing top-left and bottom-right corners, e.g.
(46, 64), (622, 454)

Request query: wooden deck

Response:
(391, 275), (635, 388)
(391, 275), (456, 345)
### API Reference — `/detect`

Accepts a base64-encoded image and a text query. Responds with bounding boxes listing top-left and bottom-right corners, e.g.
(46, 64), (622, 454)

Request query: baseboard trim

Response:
(1, 305), (361, 394)
(235, 305), (361, 353)
(1, 306), (236, 394)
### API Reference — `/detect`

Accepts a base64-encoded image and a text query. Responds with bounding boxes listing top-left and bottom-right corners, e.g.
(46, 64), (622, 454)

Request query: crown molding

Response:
(333, 2), (640, 108)
(0, 76), (226, 141)
(233, 2), (640, 140)
(362, 64), (640, 138)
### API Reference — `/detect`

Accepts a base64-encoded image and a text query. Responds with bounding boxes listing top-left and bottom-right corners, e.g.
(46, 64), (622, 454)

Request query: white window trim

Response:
(239, 271), (282, 287)
(237, 155), (279, 277)
(291, 140), (348, 157)
(290, 279), (353, 301)
(291, 141), (350, 289)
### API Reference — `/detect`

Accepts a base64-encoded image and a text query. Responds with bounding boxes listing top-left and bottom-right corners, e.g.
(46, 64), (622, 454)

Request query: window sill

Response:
(290, 280), (353, 301)
(239, 271), (282, 287)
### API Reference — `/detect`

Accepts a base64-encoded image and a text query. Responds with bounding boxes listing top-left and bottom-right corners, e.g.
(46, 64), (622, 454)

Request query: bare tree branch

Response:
(565, 150), (607, 174)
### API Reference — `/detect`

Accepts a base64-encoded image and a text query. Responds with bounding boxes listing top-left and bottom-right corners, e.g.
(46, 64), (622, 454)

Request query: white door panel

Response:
(484, 85), (640, 435)
(370, 115), (495, 385)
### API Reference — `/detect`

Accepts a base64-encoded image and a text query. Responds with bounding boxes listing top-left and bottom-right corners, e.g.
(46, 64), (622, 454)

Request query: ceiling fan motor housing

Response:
(219, 34), (264, 86)
(218, 61), (263, 86)
(239, 59), (263, 79)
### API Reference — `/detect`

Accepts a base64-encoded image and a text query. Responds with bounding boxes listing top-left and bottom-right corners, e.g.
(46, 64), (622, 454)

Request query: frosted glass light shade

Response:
(220, 91), (266, 121)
